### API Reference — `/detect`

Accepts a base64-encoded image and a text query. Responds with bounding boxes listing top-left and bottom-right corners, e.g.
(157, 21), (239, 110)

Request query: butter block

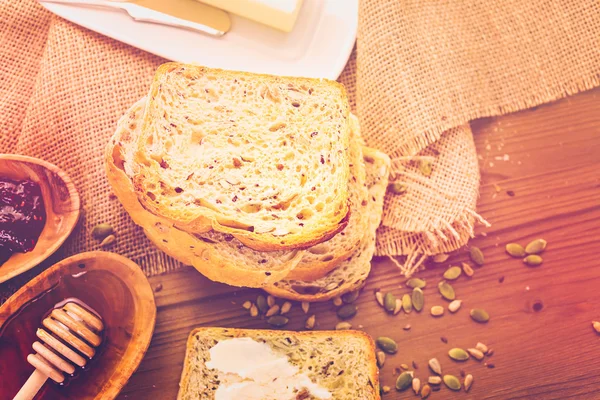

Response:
(197, 0), (303, 32)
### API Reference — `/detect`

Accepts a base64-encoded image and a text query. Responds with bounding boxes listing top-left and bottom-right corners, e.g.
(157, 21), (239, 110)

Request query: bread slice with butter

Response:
(132, 63), (352, 252)
(177, 327), (380, 400)
(265, 147), (390, 301)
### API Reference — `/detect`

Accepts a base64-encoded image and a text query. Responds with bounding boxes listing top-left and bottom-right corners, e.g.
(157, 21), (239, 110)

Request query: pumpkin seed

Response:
(92, 223), (113, 239)
(256, 295), (268, 313)
(428, 358), (442, 375)
(432, 253), (449, 263)
(505, 243), (526, 258)
(406, 278), (426, 289)
(280, 301), (292, 314)
(412, 377), (421, 395)
(301, 302), (310, 314)
(375, 291), (384, 307)
(342, 290), (360, 303)
(337, 304), (357, 320)
(438, 281), (456, 301)
(448, 348), (470, 361)
(267, 315), (289, 327)
(470, 308), (490, 323)
(242, 301), (252, 310)
(412, 288), (424, 312)
(419, 160), (433, 176)
(336, 322), (352, 330)
(464, 374), (474, 392)
(448, 299), (462, 313)
(395, 371), (413, 391)
(593, 321), (600, 334)
(333, 297), (343, 306)
(476, 342), (489, 354)
(100, 234), (116, 247)
(443, 266), (462, 280)
(376, 351), (386, 367)
(305, 314), (315, 329)
(428, 376), (442, 385)
(384, 292), (397, 313)
(461, 262), (474, 277)
(443, 375), (461, 391)
(523, 254), (543, 266)
(376, 337), (398, 354)
(267, 295), (275, 307)
(469, 247), (485, 266)
(421, 384), (431, 399)
(467, 348), (485, 360)
(430, 306), (445, 317)
(393, 298), (402, 315)
(402, 294), (412, 313)
(265, 305), (280, 317)
(525, 238), (547, 254)
(249, 304), (258, 317)
(389, 182), (407, 195)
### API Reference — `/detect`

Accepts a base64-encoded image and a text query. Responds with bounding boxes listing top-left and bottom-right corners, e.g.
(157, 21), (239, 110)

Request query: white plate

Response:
(40, 0), (357, 79)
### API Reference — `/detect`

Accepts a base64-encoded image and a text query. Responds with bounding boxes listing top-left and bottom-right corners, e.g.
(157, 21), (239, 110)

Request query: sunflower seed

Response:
(525, 238), (547, 255)
(336, 322), (352, 330)
(476, 342), (489, 353)
(337, 304), (357, 320)
(342, 290), (360, 303)
(301, 301), (310, 314)
(430, 306), (445, 317)
(412, 377), (421, 395)
(594, 321), (600, 334)
(333, 296), (343, 306)
(376, 351), (386, 367)
(249, 304), (258, 317)
(448, 299), (462, 313)
(438, 281), (456, 301)
(265, 304), (280, 317)
(389, 182), (408, 194)
(523, 254), (543, 266)
(242, 301), (252, 310)
(376, 337), (398, 354)
(393, 298), (402, 315)
(267, 315), (289, 327)
(384, 292), (397, 313)
(421, 384), (431, 398)
(487, 348), (495, 357)
(381, 385), (391, 394)
(461, 262), (474, 277)
(280, 301), (292, 314)
(402, 294), (412, 313)
(448, 348), (470, 361)
(469, 247), (485, 266)
(256, 295), (268, 313)
(100, 234), (116, 247)
(433, 253), (449, 263)
(304, 314), (315, 329)
(395, 371), (414, 391)
(443, 375), (461, 391)
(467, 348), (485, 361)
(464, 374), (474, 392)
(406, 278), (427, 289)
(443, 266), (462, 280)
(400, 363), (410, 370)
(428, 358), (442, 375)
(375, 291), (384, 307)
(428, 376), (442, 385)
(92, 223), (114, 239)
(470, 308), (490, 323)
(403, 324), (411, 331)
(505, 243), (526, 258)
(412, 288), (424, 312)
(267, 295), (276, 307)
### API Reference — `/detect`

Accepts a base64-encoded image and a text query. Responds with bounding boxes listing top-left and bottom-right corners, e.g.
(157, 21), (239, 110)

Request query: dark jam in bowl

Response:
(0, 178), (46, 265)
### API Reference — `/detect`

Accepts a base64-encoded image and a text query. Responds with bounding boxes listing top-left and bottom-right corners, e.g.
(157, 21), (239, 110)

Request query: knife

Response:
(39, 0), (231, 37)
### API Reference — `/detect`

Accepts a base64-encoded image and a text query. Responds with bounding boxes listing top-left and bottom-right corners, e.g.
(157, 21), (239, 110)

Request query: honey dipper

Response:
(13, 301), (104, 400)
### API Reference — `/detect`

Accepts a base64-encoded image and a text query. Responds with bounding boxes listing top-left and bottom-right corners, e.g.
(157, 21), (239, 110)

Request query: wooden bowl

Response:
(0, 154), (80, 283)
(0, 251), (156, 400)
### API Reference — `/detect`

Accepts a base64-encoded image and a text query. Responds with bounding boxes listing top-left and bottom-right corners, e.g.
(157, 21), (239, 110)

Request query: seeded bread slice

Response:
(106, 98), (304, 287)
(264, 147), (390, 301)
(177, 327), (380, 400)
(133, 63), (352, 251)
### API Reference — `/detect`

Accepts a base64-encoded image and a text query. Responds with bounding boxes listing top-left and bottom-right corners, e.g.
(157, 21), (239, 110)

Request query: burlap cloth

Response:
(1, 0), (599, 298)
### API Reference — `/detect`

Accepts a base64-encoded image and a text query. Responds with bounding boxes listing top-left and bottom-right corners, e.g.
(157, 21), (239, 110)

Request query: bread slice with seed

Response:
(177, 327), (380, 400)
(265, 147), (390, 301)
(132, 63), (352, 251)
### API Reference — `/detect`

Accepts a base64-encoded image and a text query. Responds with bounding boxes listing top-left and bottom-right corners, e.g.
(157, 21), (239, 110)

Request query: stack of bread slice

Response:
(105, 63), (390, 302)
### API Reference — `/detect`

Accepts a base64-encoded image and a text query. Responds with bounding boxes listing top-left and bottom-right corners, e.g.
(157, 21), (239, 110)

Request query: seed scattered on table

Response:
(432, 253), (449, 263)
(375, 291), (384, 307)
(448, 299), (462, 313)
(332, 296), (343, 307)
(305, 314), (316, 330)
(336, 322), (352, 331)
(462, 262), (474, 277)
(301, 301), (310, 314)
(476, 342), (489, 354)
(428, 376), (442, 385)
(470, 308), (490, 323)
(376, 337), (398, 354)
(525, 238), (547, 254)
(402, 294), (412, 313)
(395, 371), (414, 391)
(469, 246), (485, 266)
(267, 295), (275, 307)
(443, 266), (462, 280)
(249, 303), (258, 317)
(443, 375), (461, 391)
(467, 348), (485, 361)
(406, 278), (427, 289)
(242, 301), (252, 310)
(438, 281), (456, 301)
(431, 306), (445, 317)
(448, 348), (470, 361)
(505, 243), (526, 258)
(393, 298), (402, 315)
(412, 377), (421, 395)
(376, 351), (386, 368)
(421, 384), (431, 399)
(280, 301), (292, 314)
(403, 324), (411, 331)
(523, 254), (543, 266)
(464, 374), (474, 392)
(265, 305), (280, 317)
(256, 295), (268, 313)
(381, 385), (391, 394)
(384, 292), (397, 313)
(440, 336), (448, 344)
(268, 315), (289, 327)
(428, 358), (442, 375)
(593, 321), (600, 334)
(412, 288), (424, 312)
(337, 304), (357, 320)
